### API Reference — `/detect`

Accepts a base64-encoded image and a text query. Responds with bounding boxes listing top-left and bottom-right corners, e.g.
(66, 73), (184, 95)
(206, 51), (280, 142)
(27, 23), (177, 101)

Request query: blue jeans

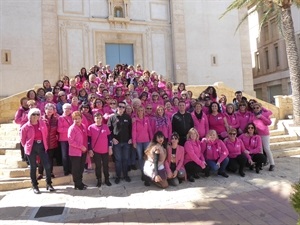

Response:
(136, 142), (149, 170)
(206, 157), (229, 173)
(113, 142), (130, 178)
(128, 144), (136, 166)
(27, 142), (51, 186)
(60, 141), (71, 174)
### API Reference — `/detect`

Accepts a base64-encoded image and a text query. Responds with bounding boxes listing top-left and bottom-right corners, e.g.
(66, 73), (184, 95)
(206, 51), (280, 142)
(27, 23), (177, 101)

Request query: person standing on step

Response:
(20, 108), (55, 194)
(68, 111), (88, 190)
(14, 97), (29, 163)
(88, 113), (112, 187)
(108, 101), (132, 184)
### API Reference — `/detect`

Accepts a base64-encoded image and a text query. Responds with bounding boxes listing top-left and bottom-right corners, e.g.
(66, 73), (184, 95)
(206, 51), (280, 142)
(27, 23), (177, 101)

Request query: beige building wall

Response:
(0, 0), (254, 97)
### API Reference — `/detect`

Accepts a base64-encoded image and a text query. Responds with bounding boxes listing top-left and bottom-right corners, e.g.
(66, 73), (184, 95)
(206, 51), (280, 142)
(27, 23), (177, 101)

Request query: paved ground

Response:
(0, 156), (299, 225)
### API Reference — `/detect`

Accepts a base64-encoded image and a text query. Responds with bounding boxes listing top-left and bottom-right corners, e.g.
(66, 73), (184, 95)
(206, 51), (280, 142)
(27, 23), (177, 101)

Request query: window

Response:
(265, 48), (269, 70)
(255, 52), (260, 72)
(1, 50), (11, 64)
(274, 44), (280, 67)
(264, 25), (269, 42)
(211, 55), (217, 66)
(114, 6), (123, 18)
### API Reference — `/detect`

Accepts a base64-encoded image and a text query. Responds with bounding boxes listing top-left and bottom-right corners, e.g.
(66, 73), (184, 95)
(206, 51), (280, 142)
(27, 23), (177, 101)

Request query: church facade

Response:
(0, 0), (254, 97)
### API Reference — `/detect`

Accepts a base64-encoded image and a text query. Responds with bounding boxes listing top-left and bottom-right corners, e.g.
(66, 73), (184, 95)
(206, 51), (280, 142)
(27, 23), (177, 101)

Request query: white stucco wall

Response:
(0, 0), (43, 96)
(183, 0), (245, 91)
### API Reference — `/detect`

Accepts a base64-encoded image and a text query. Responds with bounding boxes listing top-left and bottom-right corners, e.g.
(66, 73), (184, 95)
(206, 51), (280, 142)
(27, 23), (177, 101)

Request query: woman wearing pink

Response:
(250, 103), (274, 171)
(132, 106), (153, 180)
(201, 130), (229, 178)
(57, 103), (73, 176)
(88, 113), (112, 187)
(21, 108), (55, 194)
(92, 98), (104, 116)
(151, 105), (172, 142)
(191, 102), (209, 140)
(239, 123), (266, 173)
(224, 128), (252, 177)
(184, 128), (210, 182)
(164, 100), (176, 120)
(236, 101), (252, 134)
(165, 132), (186, 185)
(225, 103), (240, 130)
(68, 111), (88, 190)
(207, 102), (229, 140)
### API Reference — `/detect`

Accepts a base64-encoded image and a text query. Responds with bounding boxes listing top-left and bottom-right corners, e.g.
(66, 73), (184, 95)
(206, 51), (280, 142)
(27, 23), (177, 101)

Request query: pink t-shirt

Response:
(33, 123), (43, 140)
(208, 113), (227, 135)
(88, 124), (111, 154)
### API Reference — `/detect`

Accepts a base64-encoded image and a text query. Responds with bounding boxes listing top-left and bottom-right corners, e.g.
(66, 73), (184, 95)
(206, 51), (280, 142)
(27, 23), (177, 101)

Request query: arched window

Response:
(114, 6), (123, 18)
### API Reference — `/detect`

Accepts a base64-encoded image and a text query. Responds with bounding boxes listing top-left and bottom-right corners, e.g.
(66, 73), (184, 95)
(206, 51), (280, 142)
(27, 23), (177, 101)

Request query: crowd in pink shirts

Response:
(14, 63), (275, 190)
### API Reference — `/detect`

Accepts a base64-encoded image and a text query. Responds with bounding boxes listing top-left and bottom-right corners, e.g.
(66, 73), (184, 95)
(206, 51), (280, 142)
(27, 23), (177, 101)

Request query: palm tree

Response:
(222, 0), (300, 125)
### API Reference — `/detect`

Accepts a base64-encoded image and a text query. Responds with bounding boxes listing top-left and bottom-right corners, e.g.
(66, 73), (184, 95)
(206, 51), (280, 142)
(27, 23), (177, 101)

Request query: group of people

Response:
(15, 62), (275, 193)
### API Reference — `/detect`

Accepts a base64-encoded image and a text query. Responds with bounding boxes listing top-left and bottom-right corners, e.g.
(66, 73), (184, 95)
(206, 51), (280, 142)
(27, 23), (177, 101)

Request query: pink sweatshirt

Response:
(14, 107), (29, 127)
(250, 111), (271, 136)
(88, 124), (111, 154)
(207, 113), (227, 135)
(224, 138), (251, 160)
(191, 111), (209, 139)
(225, 113), (240, 129)
(239, 134), (263, 154)
(184, 140), (206, 168)
(57, 114), (73, 141)
(236, 111), (252, 132)
(165, 145), (186, 174)
(132, 117), (153, 144)
(68, 123), (88, 157)
(20, 120), (48, 155)
(150, 116), (172, 140)
(201, 138), (229, 163)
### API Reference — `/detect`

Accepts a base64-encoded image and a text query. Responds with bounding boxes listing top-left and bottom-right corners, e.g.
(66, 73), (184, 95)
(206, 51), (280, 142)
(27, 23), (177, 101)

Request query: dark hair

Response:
(177, 82), (186, 92)
(26, 90), (37, 101)
(209, 102), (221, 114)
(79, 102), (92, 114)
(171, 132), (180, 140)
(93, 98), (104, 108)
(235, 90), (243, 95)
(93, 112), (103, 118)
(205, 86), (217, 99)
(79, 67), (88, 81)
(151, 131), (166, 148)
(244, 122), (258, 135)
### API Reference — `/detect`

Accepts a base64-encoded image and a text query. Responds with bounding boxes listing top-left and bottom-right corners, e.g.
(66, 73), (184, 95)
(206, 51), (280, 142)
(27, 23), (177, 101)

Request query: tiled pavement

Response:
(0, 156), (299, 225)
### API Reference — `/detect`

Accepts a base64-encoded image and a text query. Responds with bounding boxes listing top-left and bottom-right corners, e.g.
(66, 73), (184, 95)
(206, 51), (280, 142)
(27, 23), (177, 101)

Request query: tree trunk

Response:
(281, 8), (300, 125)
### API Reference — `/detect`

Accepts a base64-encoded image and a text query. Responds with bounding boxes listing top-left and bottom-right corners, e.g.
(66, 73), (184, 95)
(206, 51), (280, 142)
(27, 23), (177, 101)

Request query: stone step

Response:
(270, 140), (300, 151)
(273, 147), (300, 158)
(270, 129), (286, 136)
(0, 141), (19, 149)
(269, 135), (298, 143)
(0, 156), (28, 169)
(0, 167), (142, 191)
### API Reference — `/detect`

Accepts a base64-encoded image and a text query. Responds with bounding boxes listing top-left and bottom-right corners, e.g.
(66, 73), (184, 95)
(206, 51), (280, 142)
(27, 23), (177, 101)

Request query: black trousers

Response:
(94, 152), (109, 181)
(38, 148), (56, 175)
(227, 154), (247, 172)
(185, 161), (209, 177)
(249, 153), (266, 168)
(70, 153), (87, 187)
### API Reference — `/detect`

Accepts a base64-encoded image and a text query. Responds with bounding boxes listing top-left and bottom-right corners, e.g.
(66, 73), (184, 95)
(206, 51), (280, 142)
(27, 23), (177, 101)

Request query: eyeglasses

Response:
(229, 133), (236, 135)
(248, 127), (254, 129)
(32, 113), (40, 116)
(146, 108), (152, 110)
(125, 94), (130, 96)
(110, 103), (116, 105)
(171, 137), (178, 140)
(118, 105), (125, 109)
(163, 96), (168, 99)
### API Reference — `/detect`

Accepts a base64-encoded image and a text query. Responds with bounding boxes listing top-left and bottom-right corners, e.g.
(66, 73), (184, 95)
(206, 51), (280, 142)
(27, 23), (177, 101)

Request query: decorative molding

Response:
(62, 0), (84, 15)
(150, 2), (169, 21)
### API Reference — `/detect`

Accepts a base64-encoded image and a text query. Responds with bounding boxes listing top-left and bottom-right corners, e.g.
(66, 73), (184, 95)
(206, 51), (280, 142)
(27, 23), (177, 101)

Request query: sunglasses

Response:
(171, 137), (178, 140)
(239, 104), (246, 107)
(125, 94), (130, 96)
(110, 103), (116, 105)
(32, 113), (40, 116)
(254, 107), (260, 109)
(248, 127), (254, 129)
(229, 133), (236, 135)
(163, 96), (168, 99)
(118, 105), (125, 109)
(105, 98), (110, 100)
(146, 108), (152, 110)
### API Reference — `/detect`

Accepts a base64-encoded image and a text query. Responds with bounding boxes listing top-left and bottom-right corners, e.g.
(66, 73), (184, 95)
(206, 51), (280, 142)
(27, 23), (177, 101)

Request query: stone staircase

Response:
(1, 119), (300, 191)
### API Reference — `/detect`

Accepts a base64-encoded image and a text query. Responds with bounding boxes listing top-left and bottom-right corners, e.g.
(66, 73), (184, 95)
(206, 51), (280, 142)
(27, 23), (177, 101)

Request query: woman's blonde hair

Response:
(206, 130), (218, 139)
(71, 111), (82, 119)
(186, 128), (199, 140)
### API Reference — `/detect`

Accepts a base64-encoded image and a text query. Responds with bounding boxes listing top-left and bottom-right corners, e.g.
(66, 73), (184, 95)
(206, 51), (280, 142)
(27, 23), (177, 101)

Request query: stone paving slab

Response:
(0, 156), (299, 225)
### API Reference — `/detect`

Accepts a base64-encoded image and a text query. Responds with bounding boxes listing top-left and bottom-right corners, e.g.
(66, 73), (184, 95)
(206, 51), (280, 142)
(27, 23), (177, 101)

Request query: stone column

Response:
(42, 0), (60, 82)
(169, 0), (188, 84)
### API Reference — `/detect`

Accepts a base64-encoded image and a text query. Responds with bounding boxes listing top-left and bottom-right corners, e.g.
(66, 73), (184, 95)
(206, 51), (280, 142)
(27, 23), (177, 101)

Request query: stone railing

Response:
(0, 82), (292, 124)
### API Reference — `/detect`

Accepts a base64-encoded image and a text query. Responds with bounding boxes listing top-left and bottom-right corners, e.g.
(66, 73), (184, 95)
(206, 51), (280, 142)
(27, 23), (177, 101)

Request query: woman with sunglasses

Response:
(165, 132), (186, 185)
(239, 123), (266, 173)
(184, 128), (210, 182)
(224, 128), (253, 177)
(92, 98), (104, 116)
(251, 103), (275, 171)
(21, 108), (55, 194)
(143, 131), (168, 188)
